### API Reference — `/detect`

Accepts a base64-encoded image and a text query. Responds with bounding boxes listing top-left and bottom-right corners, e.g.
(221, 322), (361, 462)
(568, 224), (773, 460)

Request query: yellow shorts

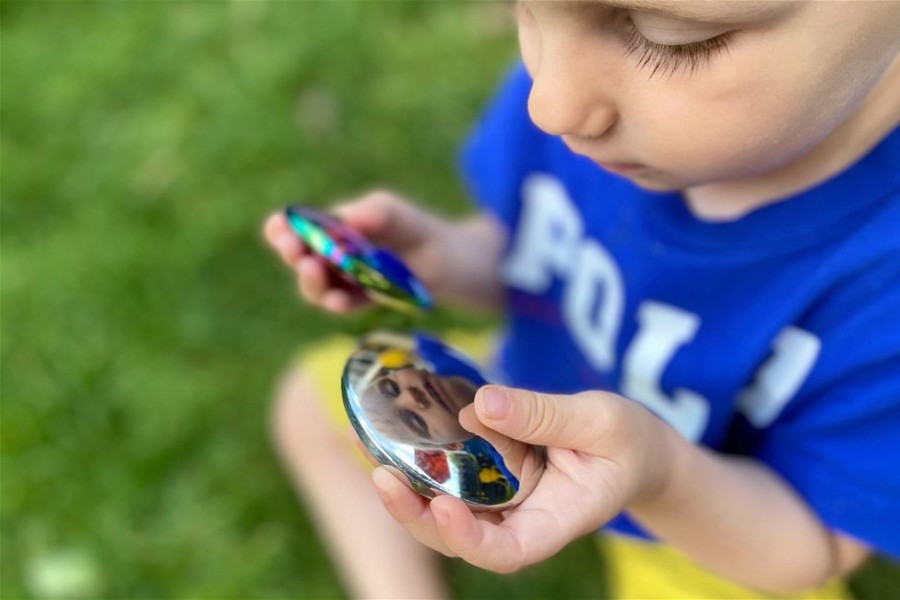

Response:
(297, 333), (849, 600)
(296, 330), (497, 465)
(601, 534), (848, 599)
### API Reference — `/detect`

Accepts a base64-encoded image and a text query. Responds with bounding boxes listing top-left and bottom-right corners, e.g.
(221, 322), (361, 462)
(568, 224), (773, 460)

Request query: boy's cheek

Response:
(628, 83), (820, 183)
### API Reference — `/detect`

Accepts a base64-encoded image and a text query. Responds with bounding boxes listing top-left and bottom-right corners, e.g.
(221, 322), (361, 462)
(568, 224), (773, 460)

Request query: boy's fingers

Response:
(297, 257), (329, 303)
(433, 480), (592, 574)
(333, 192), (396, 238)
(263, 212), (288, 242)
(474, 386), (613, 451)
(297, 254), (371, 313)
(264, 213), (306, 266)
(320, 290), (350, 313)
(266, 209), (371, 313)
(430, 495), (524, 573)
(335, 192), (432, 249)
(372, 467), (456, 557)
(321, 288), (370, 314)
(458, 405), (528, 479)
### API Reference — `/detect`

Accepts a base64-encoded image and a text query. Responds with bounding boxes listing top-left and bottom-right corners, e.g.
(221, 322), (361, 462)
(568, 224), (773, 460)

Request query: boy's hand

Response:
(372, 385), (678, 572)
(263, 191), (450, 314)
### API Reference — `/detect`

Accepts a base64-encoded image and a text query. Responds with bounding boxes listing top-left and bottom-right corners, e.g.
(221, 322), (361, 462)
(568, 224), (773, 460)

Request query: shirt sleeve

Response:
(748, 257), (900, 559)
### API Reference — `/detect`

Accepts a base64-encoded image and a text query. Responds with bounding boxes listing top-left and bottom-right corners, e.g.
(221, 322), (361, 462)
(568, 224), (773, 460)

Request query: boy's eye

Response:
(623, 17), (735, 78)
(401, 410), (430, 440)
(376, 377), (401, 399)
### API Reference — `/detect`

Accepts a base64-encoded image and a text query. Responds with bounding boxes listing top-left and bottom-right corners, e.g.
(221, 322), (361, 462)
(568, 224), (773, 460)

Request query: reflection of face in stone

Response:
(361, 366), (477, 445)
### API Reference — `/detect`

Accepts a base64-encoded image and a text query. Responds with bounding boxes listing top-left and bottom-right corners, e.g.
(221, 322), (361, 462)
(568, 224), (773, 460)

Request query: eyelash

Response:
(623, 20), (734, 78)
(376, 377), (400, 399)
(402, 410), (430, 439)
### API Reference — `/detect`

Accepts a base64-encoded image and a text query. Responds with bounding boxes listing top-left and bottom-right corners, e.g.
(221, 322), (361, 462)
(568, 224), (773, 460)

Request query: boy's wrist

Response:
(429, 216), (505, 310)
(418, 217), (470, 303)
(626, 414), (692, 512)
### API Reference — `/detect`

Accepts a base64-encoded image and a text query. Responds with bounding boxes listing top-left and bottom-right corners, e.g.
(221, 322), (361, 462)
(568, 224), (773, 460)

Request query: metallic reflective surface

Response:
(342, 331), (545, 510)
(284, 205), (432, 313)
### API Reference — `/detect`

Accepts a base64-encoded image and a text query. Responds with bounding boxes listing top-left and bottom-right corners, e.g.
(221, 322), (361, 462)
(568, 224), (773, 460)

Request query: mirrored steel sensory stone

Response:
(341, 331), (545, 510)
(284, 205), (432, 313)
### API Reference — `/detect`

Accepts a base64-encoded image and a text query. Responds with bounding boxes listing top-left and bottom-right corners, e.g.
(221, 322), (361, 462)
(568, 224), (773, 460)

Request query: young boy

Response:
(265, 1), (900, 597)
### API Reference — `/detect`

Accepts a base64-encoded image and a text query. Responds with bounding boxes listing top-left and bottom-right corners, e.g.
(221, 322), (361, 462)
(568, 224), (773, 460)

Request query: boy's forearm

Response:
(432, 215), (506, 311)
(628, 428), (868, 594)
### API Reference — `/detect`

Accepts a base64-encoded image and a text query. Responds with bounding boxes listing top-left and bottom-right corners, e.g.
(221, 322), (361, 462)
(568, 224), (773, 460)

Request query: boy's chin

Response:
(618, 169), (687, 192)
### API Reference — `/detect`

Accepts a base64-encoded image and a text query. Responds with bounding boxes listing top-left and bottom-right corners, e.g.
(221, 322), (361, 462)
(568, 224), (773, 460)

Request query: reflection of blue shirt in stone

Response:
(414, 333), (520, 496)
(415, 333), (488, 387)
(452, 438), (518, 505)
(464, 437), (519, 490)
(461, 63), (900, 558)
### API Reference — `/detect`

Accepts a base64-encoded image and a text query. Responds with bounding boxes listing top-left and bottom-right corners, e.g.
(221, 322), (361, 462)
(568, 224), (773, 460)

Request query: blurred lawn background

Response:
(1, 2), (898, 599)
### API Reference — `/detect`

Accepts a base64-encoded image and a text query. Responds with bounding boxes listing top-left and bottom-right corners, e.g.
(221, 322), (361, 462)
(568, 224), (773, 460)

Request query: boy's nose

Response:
(526, 44), (618, 139)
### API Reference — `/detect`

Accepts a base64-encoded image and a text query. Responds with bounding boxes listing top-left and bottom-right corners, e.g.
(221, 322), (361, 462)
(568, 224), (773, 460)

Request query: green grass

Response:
(1, 2), (897, 599)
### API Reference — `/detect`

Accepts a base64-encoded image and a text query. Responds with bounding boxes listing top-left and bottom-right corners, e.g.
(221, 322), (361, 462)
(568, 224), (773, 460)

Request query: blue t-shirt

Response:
(461, 64), (900, 558)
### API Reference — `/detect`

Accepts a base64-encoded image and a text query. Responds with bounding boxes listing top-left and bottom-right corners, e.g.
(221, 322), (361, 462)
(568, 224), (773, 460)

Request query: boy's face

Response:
(367, 367), (476, 445)
(516, 0), (900, 191)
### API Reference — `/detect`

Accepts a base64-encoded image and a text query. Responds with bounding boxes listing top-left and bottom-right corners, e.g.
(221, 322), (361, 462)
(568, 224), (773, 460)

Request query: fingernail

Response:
(481, 387), (509, 420)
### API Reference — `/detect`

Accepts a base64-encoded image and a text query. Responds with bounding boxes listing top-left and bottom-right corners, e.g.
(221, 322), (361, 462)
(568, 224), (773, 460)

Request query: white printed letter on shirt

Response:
(563, 240), (625, 372)
(503, 174), (583, 292)
(737, 326), (820, 428)
(622, 301), (710, 441)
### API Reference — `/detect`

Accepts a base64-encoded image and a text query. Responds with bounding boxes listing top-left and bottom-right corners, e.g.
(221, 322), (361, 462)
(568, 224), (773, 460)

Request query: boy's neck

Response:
(684, 56), (900, 222)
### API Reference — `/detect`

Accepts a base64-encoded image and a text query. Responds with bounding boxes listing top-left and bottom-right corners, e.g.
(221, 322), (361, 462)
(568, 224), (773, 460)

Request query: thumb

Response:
(474, 385), (613, 450)
(333, 191), (432, 250)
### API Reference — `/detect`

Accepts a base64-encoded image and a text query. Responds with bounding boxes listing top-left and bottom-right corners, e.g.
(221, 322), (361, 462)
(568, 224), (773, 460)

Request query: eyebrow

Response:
(586, 0), (792, 23)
